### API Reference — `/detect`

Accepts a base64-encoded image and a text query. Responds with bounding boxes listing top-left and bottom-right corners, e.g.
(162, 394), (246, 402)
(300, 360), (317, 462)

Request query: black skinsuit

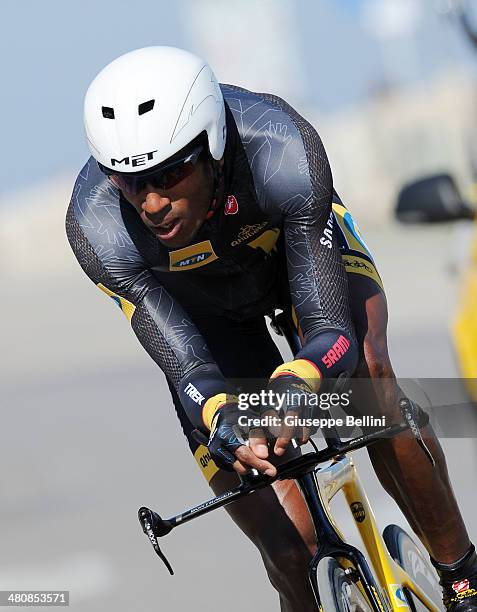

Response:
(66, 85), (383, 481)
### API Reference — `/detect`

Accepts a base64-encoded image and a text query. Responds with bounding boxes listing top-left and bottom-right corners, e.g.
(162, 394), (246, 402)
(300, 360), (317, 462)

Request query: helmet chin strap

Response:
(206, 160), (224, 220)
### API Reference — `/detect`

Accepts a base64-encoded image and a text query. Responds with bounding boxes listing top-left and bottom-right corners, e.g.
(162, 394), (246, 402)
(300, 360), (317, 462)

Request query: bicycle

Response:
(138, 312), (444, 612)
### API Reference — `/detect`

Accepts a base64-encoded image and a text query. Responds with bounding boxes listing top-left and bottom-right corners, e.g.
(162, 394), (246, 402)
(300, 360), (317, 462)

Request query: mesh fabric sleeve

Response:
(65, 199), (228, 430)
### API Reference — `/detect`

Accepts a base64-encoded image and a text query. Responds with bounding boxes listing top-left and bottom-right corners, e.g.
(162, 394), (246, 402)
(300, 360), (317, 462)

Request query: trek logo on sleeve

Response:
(322, 335), (350, 369)
(184, 383), (205, 406)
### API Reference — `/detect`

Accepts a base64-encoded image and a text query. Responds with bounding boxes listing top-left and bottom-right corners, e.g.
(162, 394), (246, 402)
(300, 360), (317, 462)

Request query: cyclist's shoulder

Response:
(67, 157), (142, 268)
(220, 84), (309, 139)
(69, 157), (120, 221)
(220, 83), (319, 143)
(221, 84), (322, 212)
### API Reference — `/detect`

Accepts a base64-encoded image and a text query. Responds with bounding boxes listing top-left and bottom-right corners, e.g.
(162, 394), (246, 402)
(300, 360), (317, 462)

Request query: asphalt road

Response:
(1, 222), (476, 611)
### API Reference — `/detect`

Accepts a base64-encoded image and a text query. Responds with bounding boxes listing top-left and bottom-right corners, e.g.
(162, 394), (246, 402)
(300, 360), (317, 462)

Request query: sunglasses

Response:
(100, 145), (204, 195)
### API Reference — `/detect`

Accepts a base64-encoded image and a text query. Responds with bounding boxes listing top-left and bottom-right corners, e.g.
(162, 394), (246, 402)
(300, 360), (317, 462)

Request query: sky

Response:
(1, 0), (476, 198)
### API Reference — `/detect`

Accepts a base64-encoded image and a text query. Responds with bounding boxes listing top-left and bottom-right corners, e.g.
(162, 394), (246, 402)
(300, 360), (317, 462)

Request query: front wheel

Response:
(317, 556), (374, 612)
(383, 524), (443, 612)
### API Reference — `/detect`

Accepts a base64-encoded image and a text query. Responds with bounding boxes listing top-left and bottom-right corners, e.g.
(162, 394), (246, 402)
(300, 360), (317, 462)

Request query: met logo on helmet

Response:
(84, 47), (226, 174)
(110, 150), (158, 168)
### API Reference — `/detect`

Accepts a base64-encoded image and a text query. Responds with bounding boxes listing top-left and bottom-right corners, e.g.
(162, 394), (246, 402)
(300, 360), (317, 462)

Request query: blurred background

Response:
(1, 0), (477, 610)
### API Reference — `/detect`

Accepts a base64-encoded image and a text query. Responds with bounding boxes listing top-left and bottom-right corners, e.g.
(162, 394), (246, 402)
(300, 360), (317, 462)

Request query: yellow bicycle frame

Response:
(314, 455), (442, 612)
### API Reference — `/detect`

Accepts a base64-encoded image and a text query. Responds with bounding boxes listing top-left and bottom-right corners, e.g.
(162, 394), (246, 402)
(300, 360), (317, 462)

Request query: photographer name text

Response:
(238, 415), (386, 428)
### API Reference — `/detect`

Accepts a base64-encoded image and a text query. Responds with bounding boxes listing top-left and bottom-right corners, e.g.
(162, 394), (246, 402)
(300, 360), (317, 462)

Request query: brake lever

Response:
(138, 507), (174, 575)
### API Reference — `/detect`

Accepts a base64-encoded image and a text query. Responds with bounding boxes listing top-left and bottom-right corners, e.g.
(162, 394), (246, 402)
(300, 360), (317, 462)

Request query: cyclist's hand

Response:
(249, 409), (309, 459)
(250, 378), (316, 458)
(274, 407), (311, 456)
(208, 405), (277, 477)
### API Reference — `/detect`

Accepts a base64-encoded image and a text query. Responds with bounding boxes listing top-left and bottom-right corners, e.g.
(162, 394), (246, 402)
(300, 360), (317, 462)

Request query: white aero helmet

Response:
(84, 46), (226, 173)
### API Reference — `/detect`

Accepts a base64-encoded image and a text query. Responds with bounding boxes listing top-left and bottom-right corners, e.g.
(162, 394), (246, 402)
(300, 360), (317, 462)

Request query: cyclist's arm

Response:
(256, 93), (359, 387)
(65, 190), (229, 434)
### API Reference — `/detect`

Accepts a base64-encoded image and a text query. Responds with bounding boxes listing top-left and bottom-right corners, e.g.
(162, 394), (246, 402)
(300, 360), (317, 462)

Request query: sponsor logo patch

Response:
(173, 252), (212, 267)
(248, 228), (280, 253)
(231, 222), (268, 247)
(350, 501), (366, 523)
(390, 585), (408, 608)
(169, 240), (218, 271)
(453, 580), (470, 594)
(342, 255), (384, 292)
(225, 195), (239, 215)
(320, 210), (334, 249)
(184, 383), (205, 406)
(322, 335), (350, 369)
(110, 150), (157, 168)
(194, 444), (219, 483)
(332, 202), (373, 259)
(198, 450), (213, 469)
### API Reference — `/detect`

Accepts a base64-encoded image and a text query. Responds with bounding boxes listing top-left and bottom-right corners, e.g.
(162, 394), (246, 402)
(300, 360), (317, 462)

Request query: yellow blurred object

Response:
(468, 181), (477, 206)
(452, 217), (477, 400)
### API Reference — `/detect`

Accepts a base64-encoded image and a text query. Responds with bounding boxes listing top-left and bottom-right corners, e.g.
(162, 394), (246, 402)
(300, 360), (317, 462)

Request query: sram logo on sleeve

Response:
(322, 335), (350, 369)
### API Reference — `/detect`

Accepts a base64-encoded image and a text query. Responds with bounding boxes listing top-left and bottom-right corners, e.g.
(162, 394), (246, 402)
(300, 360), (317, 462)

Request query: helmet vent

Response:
(102, 106), (115, 119)
(138, 99), (155, 115)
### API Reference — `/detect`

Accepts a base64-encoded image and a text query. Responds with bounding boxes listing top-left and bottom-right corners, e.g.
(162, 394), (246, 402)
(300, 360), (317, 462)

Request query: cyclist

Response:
(66, 46), (477, 611)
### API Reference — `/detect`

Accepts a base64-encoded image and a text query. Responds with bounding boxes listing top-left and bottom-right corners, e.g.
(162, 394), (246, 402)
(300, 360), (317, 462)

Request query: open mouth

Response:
(158, 220), (175, 231)
(154, 218), (182, 240)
